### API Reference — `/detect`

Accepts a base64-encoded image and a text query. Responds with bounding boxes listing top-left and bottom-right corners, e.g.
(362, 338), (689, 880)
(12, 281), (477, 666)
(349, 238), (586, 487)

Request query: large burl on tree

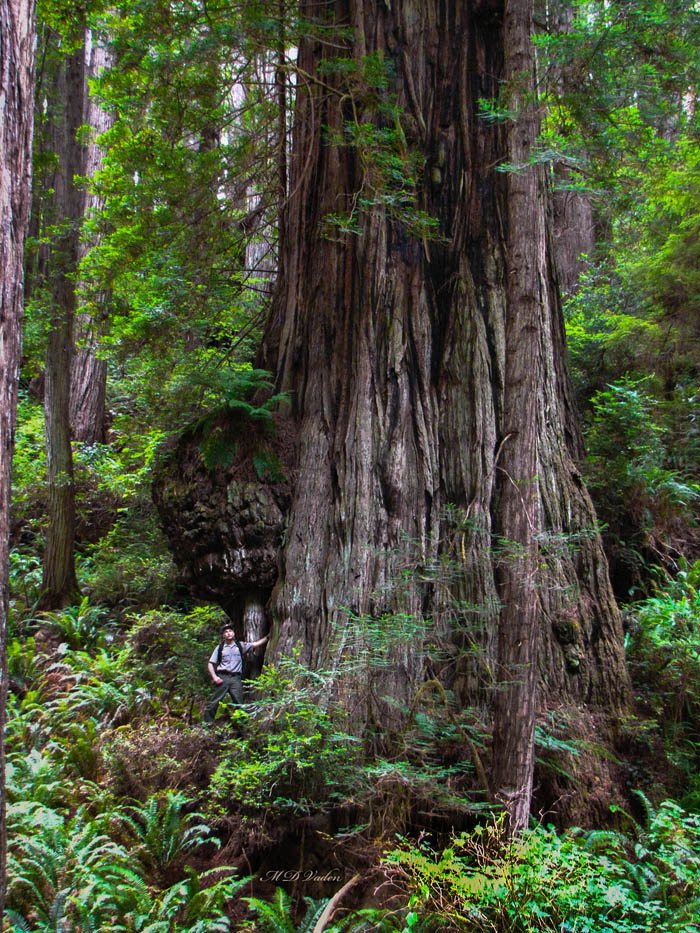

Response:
(152, 409), (294, 663)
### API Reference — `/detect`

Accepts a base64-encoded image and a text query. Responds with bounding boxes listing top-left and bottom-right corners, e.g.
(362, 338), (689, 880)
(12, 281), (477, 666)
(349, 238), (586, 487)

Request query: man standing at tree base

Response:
(204, 623), (268, 724)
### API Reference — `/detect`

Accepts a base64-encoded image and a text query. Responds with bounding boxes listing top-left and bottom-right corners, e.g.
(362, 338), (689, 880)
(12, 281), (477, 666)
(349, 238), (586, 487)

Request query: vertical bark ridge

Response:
(488, 0), (544, 830)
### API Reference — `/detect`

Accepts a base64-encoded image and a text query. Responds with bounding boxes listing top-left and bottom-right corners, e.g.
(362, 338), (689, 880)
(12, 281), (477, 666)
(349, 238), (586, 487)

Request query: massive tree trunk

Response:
(260, 0), (629, 816)
(40, 44), (86, 608)
(69, 30), (112, 446)
(0, 0), (37, 910)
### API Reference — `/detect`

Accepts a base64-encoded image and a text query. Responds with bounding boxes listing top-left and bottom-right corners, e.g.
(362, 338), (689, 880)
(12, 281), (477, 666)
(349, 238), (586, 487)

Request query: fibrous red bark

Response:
(0, 0), (37, 909)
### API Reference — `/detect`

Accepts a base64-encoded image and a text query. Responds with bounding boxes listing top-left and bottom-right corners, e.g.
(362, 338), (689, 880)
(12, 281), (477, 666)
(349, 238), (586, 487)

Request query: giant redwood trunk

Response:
(259, 0), (629, 817)
(0, 0), (36, 909)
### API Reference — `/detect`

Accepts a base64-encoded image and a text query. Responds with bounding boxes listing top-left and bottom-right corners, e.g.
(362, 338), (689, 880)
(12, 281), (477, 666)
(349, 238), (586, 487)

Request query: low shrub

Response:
(6, 799), (244, 932)
(102, 722), (218, 800)
(124, 604), (221, 714)
(626, 561), (700, 808)
(207, 654), (362, 817)
(379, 800), (700, 932)
(583, 379), (700, 596)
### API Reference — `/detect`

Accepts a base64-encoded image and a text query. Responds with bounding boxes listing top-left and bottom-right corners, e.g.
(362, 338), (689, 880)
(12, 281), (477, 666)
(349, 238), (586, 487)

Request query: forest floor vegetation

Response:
(5, 535), (700, 930)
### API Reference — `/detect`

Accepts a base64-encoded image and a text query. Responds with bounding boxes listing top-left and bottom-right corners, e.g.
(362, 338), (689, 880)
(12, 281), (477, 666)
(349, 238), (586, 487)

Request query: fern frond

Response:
(296, 895), (332, 932)
(244, 887), (296, 932)
(4, 909), (32, 932)
(632, 789), (656, 830)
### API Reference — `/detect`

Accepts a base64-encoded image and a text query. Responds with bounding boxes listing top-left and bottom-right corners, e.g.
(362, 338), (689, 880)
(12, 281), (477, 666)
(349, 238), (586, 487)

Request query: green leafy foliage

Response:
(208, 654), (361, 816)
(243, 887), (330, 933)
(189, 366), (288, 470)
(35, 596), (113, 650)
(6, 796), (243, 933)
(124, 604), (223, 712)
(626, 563), (700, 805)
(45, 643), (154, 729)
(4, 602), (245, 930)
(381, 803), (700, 932)
(8, 549), (43, 613)
(7, 635), (41, 693)
(7, 803), (142, 931)
(80, 512), (178, 610)
(584, 378), (700, 591)
(11, 394), (47, 518)
(115, 790), (219, 883)
(542, 5), (700, 598)
(539, 0), (700, 201)
(67, 0), (284, 440)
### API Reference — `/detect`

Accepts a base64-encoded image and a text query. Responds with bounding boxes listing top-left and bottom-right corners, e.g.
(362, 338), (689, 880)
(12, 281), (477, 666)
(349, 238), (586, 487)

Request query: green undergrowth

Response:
(624, 560), (700, 809)
(581, 378), (700, 596)
(5, 554), (700, 930)
(375, 802), (700, 932)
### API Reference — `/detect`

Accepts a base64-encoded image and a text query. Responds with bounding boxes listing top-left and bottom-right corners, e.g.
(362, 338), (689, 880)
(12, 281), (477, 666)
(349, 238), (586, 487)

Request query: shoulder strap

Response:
(216, 640), (245, 670)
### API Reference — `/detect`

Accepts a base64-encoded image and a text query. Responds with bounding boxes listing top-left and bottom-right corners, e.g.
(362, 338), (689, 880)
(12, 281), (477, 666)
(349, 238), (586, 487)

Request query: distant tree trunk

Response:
(0, 0), (37, 910)
(261, 0), (629, 819)
(40, 44), (86, 608)
(552, 168), (595, 296)
(70, 30), (112, 445)
(544, 0), (595, 296)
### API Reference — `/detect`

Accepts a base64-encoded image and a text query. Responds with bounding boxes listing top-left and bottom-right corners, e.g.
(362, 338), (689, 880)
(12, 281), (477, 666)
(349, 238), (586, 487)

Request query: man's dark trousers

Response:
(204, 673), (244, 723)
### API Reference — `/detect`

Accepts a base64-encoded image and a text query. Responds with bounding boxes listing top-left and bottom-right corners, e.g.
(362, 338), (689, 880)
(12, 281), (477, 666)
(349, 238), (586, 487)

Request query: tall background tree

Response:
(69, 29), (113, 446)
(39, 37), (86, 608)
(539, 0), (700, 593)
(0, 0), (37, 911)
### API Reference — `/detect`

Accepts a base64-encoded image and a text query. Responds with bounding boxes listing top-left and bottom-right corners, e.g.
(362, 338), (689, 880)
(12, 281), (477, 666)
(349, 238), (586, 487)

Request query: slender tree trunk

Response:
(490, 0), (542, 834)
(70, 29), (111, 445)
(545, 0), (595, 296)
(258, 0), (629, 820)
(40, 44), (86, 608)
(0, 0), (37, 911)
(276, 0), (288, 253)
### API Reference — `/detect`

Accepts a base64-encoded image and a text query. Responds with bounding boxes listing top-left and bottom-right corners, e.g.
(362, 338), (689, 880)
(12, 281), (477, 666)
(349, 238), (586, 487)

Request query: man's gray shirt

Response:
(209, 641), (253, 674)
